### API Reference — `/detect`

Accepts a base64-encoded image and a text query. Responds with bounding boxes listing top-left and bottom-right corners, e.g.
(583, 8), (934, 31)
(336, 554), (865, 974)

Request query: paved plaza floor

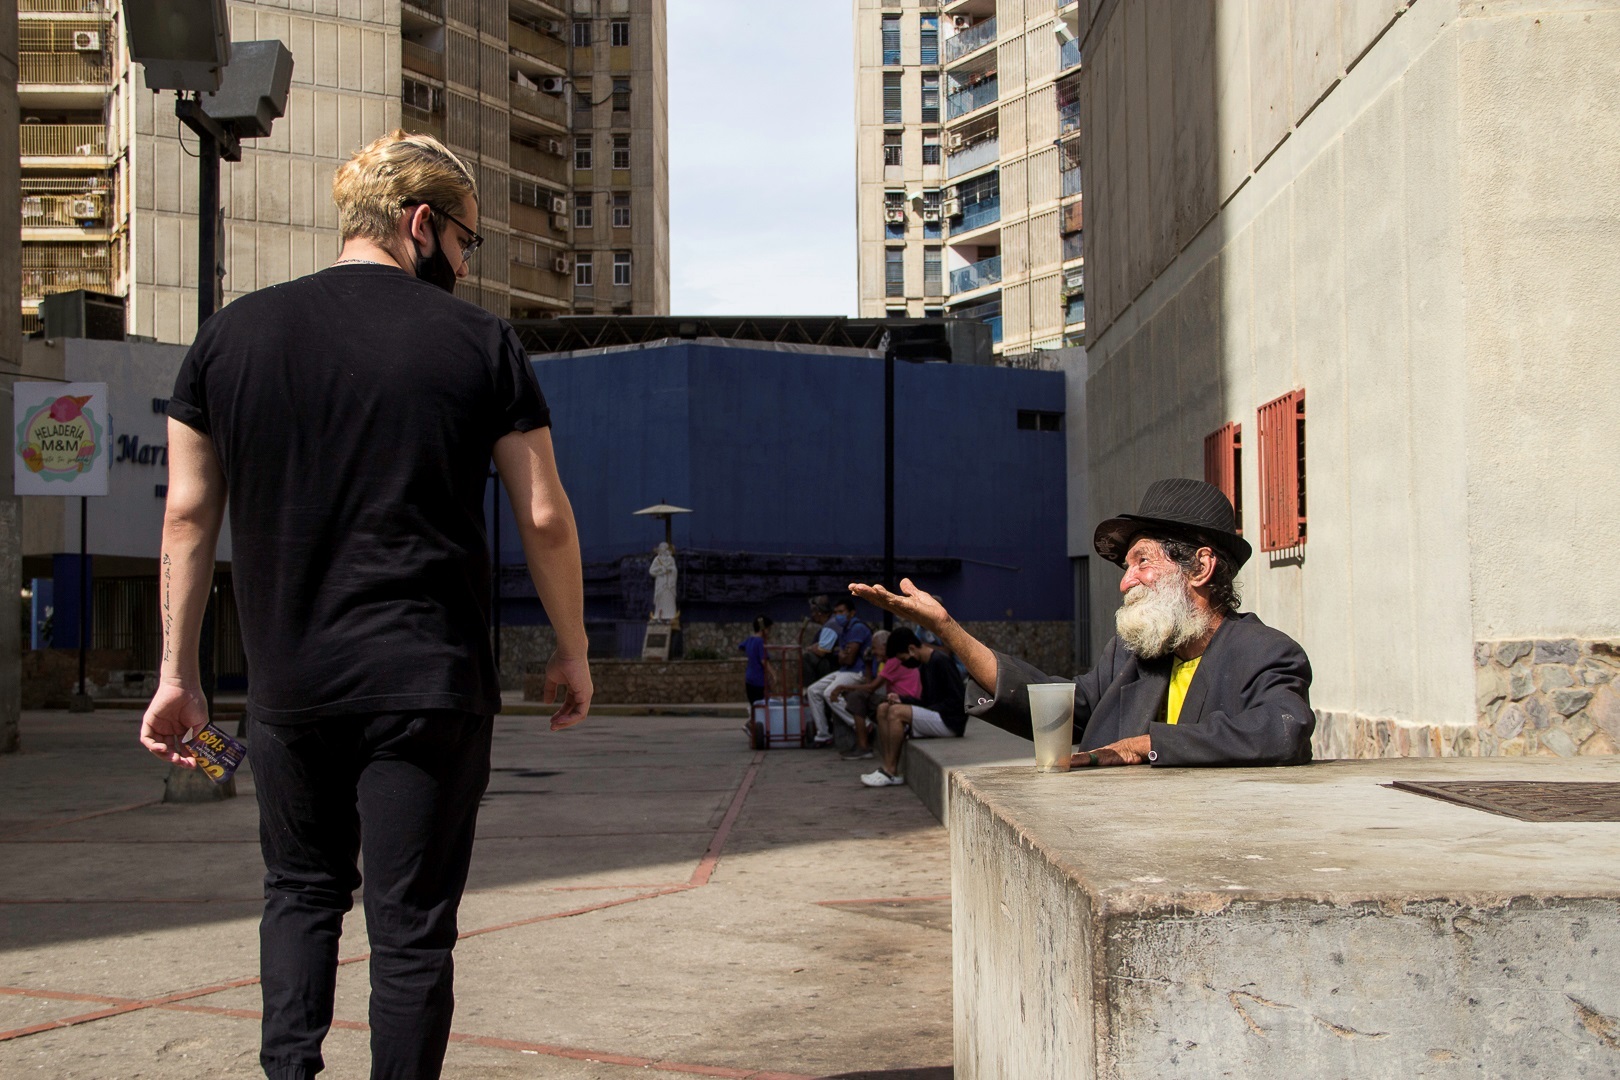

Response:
(0, 710), (952, 1079)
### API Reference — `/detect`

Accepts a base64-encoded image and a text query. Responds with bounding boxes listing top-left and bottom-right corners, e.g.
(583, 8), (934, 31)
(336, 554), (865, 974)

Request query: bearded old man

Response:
(852, 478), (1313, 768)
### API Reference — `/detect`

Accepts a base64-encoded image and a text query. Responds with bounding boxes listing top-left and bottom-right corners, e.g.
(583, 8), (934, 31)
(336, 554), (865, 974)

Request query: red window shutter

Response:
(1257, 390), (1306, 552)
(1203, 422), (1242, 534)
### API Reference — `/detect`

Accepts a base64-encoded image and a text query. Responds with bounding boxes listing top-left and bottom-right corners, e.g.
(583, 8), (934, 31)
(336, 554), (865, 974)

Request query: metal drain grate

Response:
(1388, 781), (1620, 822)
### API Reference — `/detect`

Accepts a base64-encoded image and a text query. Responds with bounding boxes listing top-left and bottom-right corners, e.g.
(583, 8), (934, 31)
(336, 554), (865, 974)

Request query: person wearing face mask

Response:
(141, 130), (593, 1080)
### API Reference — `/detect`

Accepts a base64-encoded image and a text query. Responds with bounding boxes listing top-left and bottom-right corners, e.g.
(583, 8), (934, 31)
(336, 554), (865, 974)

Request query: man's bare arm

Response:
(848, 578), (998, 691)
(139, 419), (227, 764)
(493, 427), (592, 730)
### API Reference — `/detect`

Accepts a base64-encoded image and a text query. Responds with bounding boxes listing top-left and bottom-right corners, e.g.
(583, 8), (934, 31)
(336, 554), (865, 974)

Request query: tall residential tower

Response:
(854, 0), (1083, 360)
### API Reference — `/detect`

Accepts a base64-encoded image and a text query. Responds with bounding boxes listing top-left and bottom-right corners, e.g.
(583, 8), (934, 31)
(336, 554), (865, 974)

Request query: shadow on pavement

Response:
(822, 1069), (952, 1079)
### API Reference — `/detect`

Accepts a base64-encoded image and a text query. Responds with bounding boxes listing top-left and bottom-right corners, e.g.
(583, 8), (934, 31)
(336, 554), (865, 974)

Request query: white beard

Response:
(1115, 571), (1214, 659)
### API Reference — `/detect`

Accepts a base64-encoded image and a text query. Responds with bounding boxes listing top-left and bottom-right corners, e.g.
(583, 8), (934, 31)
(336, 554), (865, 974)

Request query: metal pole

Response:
(882, 354), (895, 631)
(77, 496), (87, 696)
(197, 106), (221, 324)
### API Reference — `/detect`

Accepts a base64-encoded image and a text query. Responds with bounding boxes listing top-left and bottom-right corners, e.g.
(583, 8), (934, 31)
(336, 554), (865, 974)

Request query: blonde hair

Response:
(331, 130), (478, 244)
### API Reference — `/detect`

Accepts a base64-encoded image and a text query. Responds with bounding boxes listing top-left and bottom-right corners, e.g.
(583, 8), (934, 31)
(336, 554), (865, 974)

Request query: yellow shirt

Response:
(1166, 655), (1202, 725)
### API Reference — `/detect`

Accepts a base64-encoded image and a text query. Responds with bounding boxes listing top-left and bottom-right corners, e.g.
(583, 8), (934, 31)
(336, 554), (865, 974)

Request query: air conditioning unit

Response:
(542, 18), (565, 36)
(942, 197), (963, 219)
(549, 196), (568, 214)
(946, 132), (963, 150)
(921, 207), (941, 222)
(547, 138), (563, 155)
(72, 30), (101, 52)
(1064, 268), (1084, 292)
(884, 208), (906, 225)
(68, 197), (101, 221)
(540, 76), (566, 94)
(952, 16), (972, 30)
(553, 256), (571, 273)
(552, 213), (569, 229)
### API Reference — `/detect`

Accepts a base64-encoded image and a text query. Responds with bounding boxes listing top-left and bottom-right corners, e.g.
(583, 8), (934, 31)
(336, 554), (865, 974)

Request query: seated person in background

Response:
(832, 628), (924, 761)
(858, 627), (966, 787)
(800, 596), (839, 686)
(852, 479), (1313, 768)
(739, 614), (774, 706)
(805, 596), (874, 747)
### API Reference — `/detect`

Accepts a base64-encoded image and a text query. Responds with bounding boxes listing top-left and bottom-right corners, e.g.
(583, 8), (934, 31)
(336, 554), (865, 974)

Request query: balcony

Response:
(22, 192), (110, 231)
(401, 0), (442, 16)
(1062, 165), (1083, 197)
(510, 81), (568, 128)
(19, 52), (111, 88)
(401, 40), (443, 80)
(949, 254), (1001, 295)
(19, 123), (109, 165)
(510, 260), (569, 303)
(509, 19), (566, 70)
(1063, 232), (1084, 264)
(21, 245), (112, 306)
(957, 194), (1000, 233)
(1059, 39), (1081, 71)
(401, 108), (444, 141)
(510, 139), (567, 185)
(510, 199), (568, 242)
(943, 17), (996, 63)
(1065, 295), (1085, 326)
(947, 78), (998, 121)
(20, 0), (113, 10)
(1059, 99), (1082, 135)
(1061, 198), (1083, 236)
(945, 136), (998, 179)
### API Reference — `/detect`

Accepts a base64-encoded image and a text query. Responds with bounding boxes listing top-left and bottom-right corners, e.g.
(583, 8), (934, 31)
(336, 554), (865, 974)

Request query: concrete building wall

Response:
(0, 0), (22, 751)
(1077, 0), (1620, 757)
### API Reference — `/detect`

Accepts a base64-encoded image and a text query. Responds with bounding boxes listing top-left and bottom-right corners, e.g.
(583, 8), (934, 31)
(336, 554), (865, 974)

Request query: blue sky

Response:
(667, 1), (857, 316)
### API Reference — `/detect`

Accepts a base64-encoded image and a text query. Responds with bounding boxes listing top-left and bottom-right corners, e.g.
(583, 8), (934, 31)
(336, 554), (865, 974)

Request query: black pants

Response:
(252, 712), (493, 1080)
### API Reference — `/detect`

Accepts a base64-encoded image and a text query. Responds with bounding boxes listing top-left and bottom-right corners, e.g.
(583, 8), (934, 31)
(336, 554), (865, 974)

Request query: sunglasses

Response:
(404, 201), (484, 260)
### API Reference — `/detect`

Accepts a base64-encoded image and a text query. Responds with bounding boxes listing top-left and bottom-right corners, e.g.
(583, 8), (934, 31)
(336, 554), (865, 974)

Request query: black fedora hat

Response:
(1093, 478), (1252, 569)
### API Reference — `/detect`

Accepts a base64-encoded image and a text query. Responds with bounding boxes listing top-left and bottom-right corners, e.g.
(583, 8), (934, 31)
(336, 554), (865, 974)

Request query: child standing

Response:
(739, 615), (774, 705)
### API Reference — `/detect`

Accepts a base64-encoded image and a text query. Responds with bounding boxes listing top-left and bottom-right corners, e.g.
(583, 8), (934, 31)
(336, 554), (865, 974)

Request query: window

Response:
(885, 247), (905, 298)
(612, 134), (630, 170)
(923, 248), (942, 296)
(1257, 389), (1306, 551)
(883, 130), (903, 167)
(575, 253), (593, 287)
(573, 136), (592, 170)
(922, 130), (941, 165)
(612, 79), (630, 112)
(884, 189), (906, 238)
(920, 73), (940, 123)
(574, 79), (593, 117)
(512, 236), (547, 268)
(574, 192), (593, 228)
(1204, 422), (1243, 534)
(1017, 410), (1063, 432)
(610, 20), (629, 47)
(919, 16), (939, 65)
(509, 176), (547, 209)
(613, 251), (631, 286)
(402, 76), (440, 119)
(883, 72), (902, 124)
(572, 20), (591, 46)
(612, 192), (631, 228)
(881, 15), (901, 65)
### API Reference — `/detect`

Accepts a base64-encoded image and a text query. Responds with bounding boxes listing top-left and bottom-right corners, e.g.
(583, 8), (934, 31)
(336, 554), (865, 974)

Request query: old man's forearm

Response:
(934, 617), (999, 693)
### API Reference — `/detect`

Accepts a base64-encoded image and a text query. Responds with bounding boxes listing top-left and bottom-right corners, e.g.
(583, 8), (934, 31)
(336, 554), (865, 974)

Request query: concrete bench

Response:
(950, 755), (1620, 1078)
(901, 718), (1032, 824)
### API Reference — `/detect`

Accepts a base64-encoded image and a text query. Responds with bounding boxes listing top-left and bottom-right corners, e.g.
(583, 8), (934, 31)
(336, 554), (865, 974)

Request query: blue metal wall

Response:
(495, 342), (1069, 625)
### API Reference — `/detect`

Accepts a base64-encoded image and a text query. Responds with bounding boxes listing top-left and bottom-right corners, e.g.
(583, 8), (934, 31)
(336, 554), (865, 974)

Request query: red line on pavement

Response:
(688, 751), (764, 887)
(0, 986), (129, 1006)
(3, 799), (160, 839)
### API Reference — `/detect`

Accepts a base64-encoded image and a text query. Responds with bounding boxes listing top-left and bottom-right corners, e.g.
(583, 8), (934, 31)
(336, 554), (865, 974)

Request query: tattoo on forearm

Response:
(161, 553), (172, 663)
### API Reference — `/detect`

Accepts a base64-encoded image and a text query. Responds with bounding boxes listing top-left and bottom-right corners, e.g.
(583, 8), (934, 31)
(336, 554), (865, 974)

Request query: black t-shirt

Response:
(169, 264), (550, 722)
(903, 650), (967, 735)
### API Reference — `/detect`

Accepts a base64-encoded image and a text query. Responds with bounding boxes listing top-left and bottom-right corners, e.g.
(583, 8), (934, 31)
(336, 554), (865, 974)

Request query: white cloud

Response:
(668, 0), (857, 316)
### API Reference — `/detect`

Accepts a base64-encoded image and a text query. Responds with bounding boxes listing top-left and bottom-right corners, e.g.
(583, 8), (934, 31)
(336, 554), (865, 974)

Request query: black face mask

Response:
(413, 220), (458, 294)
(901, 656), (921, 668)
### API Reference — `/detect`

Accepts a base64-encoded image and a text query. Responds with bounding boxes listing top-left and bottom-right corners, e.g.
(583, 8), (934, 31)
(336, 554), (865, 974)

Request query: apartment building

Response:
(854, 0), (1083, 358)
(16, 0), (668, 344)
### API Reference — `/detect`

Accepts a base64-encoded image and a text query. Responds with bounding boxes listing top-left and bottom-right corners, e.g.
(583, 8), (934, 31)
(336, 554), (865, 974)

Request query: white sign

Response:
(13, 381), (110, 496)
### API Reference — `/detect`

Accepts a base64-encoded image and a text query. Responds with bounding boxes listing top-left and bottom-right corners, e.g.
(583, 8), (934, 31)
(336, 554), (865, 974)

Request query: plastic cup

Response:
(1028, 683), (1076, 773)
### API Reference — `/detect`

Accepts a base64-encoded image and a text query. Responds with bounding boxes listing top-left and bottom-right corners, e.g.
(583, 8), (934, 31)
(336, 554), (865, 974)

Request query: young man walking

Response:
(139, 131), (592, 1080)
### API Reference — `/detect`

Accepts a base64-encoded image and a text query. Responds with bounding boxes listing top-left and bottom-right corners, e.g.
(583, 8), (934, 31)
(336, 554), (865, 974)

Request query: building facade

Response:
(854, 0), (1083, 359)
(1075, 0), (1620, 758)
(16, 0), (669, 343)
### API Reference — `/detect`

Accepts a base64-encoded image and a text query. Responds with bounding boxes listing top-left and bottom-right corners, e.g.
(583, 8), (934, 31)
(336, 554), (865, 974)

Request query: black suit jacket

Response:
(965, 612), (1314, 766)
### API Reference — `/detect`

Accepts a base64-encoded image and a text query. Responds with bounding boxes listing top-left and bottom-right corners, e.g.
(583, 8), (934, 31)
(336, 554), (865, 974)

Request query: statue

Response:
(649, 542), (678, 622)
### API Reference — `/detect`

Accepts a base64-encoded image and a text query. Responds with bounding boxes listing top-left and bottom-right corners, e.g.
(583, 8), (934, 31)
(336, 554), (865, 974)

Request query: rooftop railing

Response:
(947, 78), (998, 120)
(19, 123), (107, 157)
(946, 136), (999, 179)
(949, 254), (1001, 295)
(944, 17), (996, 63)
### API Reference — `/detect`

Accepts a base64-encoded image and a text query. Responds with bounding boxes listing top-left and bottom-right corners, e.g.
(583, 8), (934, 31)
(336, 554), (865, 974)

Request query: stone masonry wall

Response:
(1313, 638), (1620, 759)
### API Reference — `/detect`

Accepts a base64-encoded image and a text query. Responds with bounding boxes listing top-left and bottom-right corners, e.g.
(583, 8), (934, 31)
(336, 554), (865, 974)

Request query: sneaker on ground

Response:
(811, 736), (834, 748)
(840, 748), (874, 760)
(860, 769), (905, 787)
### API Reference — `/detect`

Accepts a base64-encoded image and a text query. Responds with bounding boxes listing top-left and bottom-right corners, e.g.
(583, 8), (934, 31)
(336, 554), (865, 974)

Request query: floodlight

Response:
(202, 41), (294, 139)
(124, 0), (231, 93)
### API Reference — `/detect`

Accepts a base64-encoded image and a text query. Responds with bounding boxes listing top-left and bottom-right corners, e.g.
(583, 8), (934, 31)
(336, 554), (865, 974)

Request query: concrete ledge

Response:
(951, 756), (1620, 1078)
(902, 718), (1031, 824)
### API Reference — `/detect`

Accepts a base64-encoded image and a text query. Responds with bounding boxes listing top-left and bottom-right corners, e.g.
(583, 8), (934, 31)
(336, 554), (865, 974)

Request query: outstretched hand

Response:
(139, 682), (209, 767)
(542, 651), (593, 731)
(848, 578), (950, 636)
